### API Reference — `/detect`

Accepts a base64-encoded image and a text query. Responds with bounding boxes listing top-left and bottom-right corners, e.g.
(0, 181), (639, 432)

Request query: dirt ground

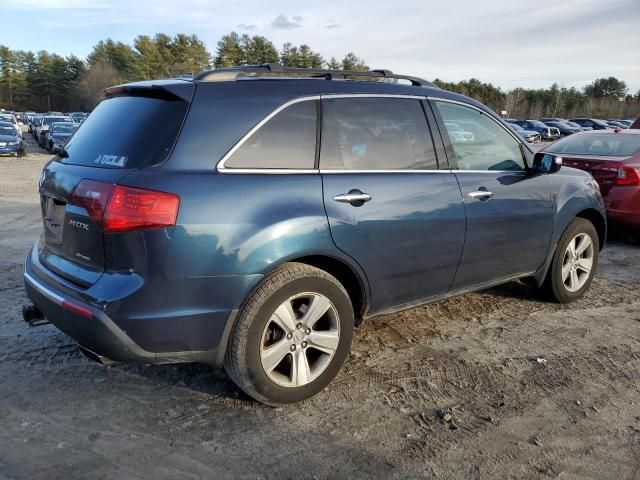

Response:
(1, 135), (639, 479)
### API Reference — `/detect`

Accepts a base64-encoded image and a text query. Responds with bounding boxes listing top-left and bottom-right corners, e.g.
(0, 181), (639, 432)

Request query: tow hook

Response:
(22, 304), (50, 327)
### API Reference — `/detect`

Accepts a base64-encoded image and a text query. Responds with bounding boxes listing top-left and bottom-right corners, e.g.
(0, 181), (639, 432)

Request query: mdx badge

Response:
(69, 219), (89, 231)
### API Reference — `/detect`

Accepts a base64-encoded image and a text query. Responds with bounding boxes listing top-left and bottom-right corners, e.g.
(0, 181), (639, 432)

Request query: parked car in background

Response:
(507, 122), (541, 143)
(22, 112), (35, 124)
(570, 118), (611, 130)
(545, 129), (640, 229)
(46, 122), (78, 152)
(36, 115), (73, 148)
(70, 112), (88, 123)
(23, 65), (606, 405)
(508, 119), (560, 141)
(606, 120), (628, 129)
(542, 121), (582, 137)
(44, 111), (64, 116)
(28, 114), (43, 133)
(565, 120), (592, 131)
(609, 119), (632, 128)
(444, 121), (475, 143)
(0, 121), (26, 156)
(0, 112), (22, 137)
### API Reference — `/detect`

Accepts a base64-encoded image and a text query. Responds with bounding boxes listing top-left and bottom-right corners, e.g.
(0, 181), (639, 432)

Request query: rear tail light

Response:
(615, 166), (640, 186)
(104, 185), (180, 232)
(69, 179), (113, 225)
(70, 180), (180, 232)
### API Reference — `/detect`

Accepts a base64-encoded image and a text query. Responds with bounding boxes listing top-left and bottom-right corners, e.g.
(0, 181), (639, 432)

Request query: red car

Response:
(544, 128), (640, 228)
(631, 116), (640, 129)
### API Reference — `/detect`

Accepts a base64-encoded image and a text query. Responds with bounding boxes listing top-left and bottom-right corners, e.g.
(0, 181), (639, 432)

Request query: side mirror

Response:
(532, 152), (562, 174)
(52, 145), (61, 154)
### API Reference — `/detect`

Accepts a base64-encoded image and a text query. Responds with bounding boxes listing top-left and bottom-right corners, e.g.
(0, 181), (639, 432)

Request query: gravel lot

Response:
(1, 135), (639, 479)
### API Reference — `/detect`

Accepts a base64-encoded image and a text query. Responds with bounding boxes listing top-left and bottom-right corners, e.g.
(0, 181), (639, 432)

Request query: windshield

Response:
(528, 120), (547, 128)
(546, 133), (640, 157)
(51, 123), (77, 134)
(0, 115), (16, 124)
(592, 119), (609, 127)
(0, 125), (16, 136)
(508, 123), (524, 131)
(61, 95), (188, 169)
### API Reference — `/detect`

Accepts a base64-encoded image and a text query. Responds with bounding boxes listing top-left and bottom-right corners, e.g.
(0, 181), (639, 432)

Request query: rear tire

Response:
(224, 263), (354, 405)
(543, 218), (599, 303)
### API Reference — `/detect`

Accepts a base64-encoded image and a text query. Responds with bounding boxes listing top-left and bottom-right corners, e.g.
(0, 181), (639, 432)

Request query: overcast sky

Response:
(3, 0), (639, 91)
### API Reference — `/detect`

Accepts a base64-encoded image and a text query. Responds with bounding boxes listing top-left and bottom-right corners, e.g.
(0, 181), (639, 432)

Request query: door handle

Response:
(468, 190), (493, 200)
(333, 190), (372, 206)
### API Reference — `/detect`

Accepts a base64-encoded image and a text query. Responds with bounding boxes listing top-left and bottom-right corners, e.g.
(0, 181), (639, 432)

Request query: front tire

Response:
(543, 218), (599, 303)
(224, 263), (354, 405)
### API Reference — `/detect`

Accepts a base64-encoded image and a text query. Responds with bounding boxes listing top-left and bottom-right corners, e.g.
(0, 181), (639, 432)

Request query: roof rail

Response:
(193, 63), (437, 88)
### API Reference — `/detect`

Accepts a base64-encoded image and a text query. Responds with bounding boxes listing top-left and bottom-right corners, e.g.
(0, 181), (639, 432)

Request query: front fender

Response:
(533, 167), (606, 285)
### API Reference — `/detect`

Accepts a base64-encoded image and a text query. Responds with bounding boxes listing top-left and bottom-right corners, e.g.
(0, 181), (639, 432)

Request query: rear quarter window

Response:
(61, 96), (188, 169)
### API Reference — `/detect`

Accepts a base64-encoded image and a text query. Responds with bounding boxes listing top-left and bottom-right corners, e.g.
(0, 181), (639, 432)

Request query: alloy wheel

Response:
(260, 293), (340, 388)
(561, 233), (594, 293)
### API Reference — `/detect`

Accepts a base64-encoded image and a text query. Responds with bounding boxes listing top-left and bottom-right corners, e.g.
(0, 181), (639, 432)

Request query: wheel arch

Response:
(269, 254), (371, 324)
(532, 207), (606, 286)
(575, 208), (606, 250)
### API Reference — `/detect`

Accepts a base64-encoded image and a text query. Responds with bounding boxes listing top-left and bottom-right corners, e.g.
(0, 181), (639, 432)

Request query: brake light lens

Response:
(103, 185), (180, 233)
(69, 179), (113, 225)
(615, 166), (640, 186)
(70, 180), (180, 232)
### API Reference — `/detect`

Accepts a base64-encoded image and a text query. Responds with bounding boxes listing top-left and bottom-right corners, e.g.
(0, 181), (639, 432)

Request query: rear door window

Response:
(61, 95), (188, 169)
(320, 97), (437, 170)
(224, 100), (317, 170)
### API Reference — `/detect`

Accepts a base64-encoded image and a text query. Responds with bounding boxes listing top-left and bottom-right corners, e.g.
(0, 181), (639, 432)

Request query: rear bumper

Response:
(23, 243), (253, 366)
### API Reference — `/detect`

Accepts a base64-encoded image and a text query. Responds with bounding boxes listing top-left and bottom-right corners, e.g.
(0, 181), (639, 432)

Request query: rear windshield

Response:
(546, 133), (640, 157)
(43, 117), (70, 126)
(61, 95), (188, 169)
(0, 125), (16, 136)
(52, 123), (77, 134)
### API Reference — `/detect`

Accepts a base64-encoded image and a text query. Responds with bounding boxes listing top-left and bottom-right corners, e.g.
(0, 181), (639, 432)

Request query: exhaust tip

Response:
(22, 304), (50, 327)
(77, 344), (118, 367)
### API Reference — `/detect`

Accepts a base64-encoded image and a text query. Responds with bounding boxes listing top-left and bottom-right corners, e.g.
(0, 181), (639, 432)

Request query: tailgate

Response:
(38, 161), (134, 286)
(36, 85), (192, 287)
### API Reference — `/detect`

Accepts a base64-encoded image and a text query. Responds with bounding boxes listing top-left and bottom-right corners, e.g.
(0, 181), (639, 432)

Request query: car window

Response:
(61, 95), (188, 169)
(435, 101), (525, 171)
(320, 97), (437, 170)
(225, 100), (317, 169)
(52, 123), (77, 134)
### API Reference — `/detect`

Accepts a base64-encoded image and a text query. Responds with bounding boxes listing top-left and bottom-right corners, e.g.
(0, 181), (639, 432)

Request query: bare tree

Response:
(79, 59), (120, 107)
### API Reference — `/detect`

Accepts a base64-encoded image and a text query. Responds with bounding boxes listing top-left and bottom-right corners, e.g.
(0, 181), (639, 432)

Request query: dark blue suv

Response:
(23, 65), (606, 404)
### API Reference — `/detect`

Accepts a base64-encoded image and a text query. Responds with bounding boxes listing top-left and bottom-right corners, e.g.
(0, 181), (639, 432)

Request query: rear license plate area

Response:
(43, 196), (65, 244)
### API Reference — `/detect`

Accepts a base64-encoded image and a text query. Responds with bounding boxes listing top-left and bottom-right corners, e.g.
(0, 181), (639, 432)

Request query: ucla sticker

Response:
(95, 154), (127, 167)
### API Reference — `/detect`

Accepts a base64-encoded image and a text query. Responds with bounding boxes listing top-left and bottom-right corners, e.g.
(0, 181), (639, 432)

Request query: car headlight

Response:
(8, 141), (19, 146)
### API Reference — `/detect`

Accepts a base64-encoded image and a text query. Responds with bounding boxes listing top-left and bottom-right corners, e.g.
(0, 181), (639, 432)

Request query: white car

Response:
(0, 113), (22, 137)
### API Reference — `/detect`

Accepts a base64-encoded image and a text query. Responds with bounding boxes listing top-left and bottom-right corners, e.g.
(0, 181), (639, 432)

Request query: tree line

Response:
(435, 76), (640, 120)
(1, 32), (638, 120)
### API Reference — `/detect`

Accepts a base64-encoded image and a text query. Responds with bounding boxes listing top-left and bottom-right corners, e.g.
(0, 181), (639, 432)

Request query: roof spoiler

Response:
(102, 80), (195, 102)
